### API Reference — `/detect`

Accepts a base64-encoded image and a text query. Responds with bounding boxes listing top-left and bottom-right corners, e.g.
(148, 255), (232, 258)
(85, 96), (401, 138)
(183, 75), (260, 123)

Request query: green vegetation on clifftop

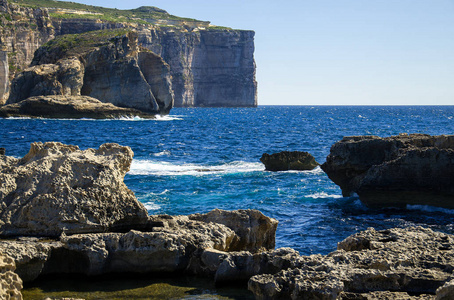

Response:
(11, 0), (207, 25)
(41, 29), (131, 56)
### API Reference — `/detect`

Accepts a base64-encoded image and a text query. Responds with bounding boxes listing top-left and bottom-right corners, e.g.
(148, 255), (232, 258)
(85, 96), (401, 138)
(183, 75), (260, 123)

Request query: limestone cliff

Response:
(7, 29), (174, 114)
(0, 0), (257, 107)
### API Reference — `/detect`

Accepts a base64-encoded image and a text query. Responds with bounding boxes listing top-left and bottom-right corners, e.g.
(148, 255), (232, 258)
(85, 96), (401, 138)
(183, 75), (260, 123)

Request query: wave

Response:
(154, 115), (183, 121)
(406, 204), (454, 215)
(143, 202), (161, 211)
(153, 150), (171, 157)
(307, 192), (343, 199)
(128, 159), (264, 176)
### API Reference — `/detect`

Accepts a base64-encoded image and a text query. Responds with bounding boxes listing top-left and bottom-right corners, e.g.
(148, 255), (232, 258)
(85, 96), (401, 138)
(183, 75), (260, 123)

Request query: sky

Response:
(62, 0), (454, 106)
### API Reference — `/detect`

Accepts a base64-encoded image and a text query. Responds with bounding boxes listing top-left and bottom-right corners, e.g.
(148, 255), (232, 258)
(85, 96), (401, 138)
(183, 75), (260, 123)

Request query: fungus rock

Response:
(260, 151), (319, 171)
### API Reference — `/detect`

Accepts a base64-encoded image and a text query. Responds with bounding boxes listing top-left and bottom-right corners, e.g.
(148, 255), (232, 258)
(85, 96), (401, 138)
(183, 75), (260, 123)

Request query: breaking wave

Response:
(128, 159), (264, 176)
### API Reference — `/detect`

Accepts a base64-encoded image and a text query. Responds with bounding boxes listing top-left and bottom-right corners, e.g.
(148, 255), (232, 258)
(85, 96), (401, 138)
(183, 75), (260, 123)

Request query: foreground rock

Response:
(0, 253), (22, 300)
(0, 210), (277, 283)
(248, 227), (454, 299)
(0, 142), (149, 237)
(0, 95), (155, 119)
(260, 151), (319, 171)
(321, 134), (454, 208)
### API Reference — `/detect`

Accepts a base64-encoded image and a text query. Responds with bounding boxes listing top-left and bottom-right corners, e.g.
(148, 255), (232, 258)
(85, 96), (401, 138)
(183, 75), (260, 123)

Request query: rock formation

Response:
(0, 0), (257, 108)
(6, 30), (174, 115)
(0, 95), (155, 119)
(321, 134), (454, 208)
(0, 142), (149, 237)
(248, 227), (454, 299)
(189, 209), (278, 252)
(0, 210), (277, 282)
(0, 253), (22, 300)
(260, 151), (319, 171)
(0, 141), (278, 286)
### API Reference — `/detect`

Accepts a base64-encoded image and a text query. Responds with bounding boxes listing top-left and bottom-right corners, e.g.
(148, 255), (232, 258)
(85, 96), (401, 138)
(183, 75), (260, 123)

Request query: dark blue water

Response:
(2, 106), (454, 255)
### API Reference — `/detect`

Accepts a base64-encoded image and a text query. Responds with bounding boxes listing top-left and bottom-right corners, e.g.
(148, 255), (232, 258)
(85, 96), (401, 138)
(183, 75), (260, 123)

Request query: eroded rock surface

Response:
(0, 211), (278, 282)
(321, 134), (454, 208)
(260, 151), (319, 171)
(0, 253), (22, 300)
(0, 142), (149, 237)
(248, 227), (454, 300)
(189, 209), (278, 252)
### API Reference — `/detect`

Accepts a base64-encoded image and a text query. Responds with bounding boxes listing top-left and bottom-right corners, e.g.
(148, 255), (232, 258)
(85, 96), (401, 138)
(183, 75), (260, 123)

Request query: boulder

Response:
(248, 226), (454, 299)
(0, 95), (155, 119)
(0, 142), (149, 237)
(0, 253), (22, 300)
(260, 151), (319, 171)
(321, 134), (454, 208)
(189, 209), (278, 252)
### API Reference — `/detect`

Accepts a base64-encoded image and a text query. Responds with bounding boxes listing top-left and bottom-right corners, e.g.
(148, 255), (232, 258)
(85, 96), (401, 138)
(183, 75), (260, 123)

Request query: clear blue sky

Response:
(63, 1), (454, 105)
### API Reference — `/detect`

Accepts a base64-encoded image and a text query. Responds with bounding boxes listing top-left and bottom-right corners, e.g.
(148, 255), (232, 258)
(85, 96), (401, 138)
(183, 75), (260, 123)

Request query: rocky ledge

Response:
(260, 151), (319, 171)
(321, 134), (454, 208)
(248, 226), (454, 299)
(0, 95), (155, 119)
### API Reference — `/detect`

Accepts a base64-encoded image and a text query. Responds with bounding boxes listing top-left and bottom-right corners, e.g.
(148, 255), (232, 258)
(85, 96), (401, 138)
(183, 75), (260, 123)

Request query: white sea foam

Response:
(306, 192), (343, 199)
(143, 202), (161, 211)
(154, 115), (183, 121)
(407, 205), (454, 215)
(128, 159), (264, 176)
(153, 150), (171, 157)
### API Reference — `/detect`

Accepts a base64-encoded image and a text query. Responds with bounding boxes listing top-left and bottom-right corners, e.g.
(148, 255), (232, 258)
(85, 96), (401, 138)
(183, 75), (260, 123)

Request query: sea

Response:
(2, 105), (454, 298)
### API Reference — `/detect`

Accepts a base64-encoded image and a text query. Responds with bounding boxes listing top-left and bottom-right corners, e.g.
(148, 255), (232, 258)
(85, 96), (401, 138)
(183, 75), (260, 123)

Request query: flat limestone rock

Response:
(0, 95), (155, 119)
(321, 134), (454, 208)
(248, 226), (454, 300)
(260, 151), (319, 171)
(0, 142), (149, 237)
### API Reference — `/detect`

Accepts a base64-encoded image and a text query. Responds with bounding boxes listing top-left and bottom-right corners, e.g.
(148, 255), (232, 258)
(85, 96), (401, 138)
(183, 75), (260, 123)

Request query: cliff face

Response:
(139, 27), (257, 107)
(7, 30), (174, 114)
(0, 0), (257, 107)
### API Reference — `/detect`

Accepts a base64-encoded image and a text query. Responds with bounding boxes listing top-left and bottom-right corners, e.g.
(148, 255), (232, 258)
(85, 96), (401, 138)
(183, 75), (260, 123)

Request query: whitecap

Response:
(407, 205), (454, 215)
(143, 202), (161, 211)
(128, 159), (264, 176)
(153, 150), (171, 157)
(306, 192), (343, 199)
(154, 115), (183, 121)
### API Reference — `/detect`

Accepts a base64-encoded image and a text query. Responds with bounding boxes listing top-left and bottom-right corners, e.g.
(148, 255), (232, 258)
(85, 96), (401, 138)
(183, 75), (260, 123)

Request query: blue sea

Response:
(2, 106), (454, 256)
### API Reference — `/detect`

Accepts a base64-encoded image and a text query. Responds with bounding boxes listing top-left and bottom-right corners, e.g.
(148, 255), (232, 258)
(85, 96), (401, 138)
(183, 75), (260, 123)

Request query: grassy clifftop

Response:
(11, 0), (212, 26)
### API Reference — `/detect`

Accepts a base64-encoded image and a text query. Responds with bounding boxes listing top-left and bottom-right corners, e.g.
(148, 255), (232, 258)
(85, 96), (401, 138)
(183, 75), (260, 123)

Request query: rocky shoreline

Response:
(1, 134), (454, 299)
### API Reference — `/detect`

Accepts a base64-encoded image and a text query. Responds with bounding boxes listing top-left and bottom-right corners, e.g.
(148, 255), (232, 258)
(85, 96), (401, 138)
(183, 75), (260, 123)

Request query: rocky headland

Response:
(321, 133), (454, 208)
(0, 0), (257, 109)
